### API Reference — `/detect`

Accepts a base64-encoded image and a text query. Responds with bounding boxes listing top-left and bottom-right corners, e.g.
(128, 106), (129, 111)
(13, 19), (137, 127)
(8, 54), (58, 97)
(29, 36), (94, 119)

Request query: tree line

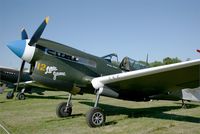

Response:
(148, 57), (182, 67)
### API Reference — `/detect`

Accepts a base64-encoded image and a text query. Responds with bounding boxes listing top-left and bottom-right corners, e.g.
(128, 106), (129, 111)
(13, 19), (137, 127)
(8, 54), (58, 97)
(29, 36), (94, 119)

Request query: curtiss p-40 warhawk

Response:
(0, 67), (46, 99)
(7, 17), (200, 127)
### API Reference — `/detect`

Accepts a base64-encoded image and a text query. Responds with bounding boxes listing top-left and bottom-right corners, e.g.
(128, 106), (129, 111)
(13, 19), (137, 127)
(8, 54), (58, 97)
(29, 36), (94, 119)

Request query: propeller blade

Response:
(12, 60), (25, 94)
(29, 16), (49, 46)
(21, 28), (29, 40)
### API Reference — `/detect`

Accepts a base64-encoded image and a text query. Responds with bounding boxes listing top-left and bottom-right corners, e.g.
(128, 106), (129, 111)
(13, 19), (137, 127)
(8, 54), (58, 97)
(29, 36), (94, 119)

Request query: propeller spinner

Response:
(7, 16), (49, 62)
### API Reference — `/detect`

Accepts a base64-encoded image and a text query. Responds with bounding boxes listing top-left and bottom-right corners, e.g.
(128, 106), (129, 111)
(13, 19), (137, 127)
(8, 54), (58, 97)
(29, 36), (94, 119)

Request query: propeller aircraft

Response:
(6, 17), (200, 127)
(0, 83), (6, 94)
(0, 67), (46, 99)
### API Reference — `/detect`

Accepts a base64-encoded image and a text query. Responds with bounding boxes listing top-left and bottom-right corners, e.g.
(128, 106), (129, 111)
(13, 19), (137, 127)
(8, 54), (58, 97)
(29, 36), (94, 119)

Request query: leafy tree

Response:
(149, 61), (163, 67)
(163, 57), (181, 65)
(149, 57), (181, 67)
(138, 60), (148, 65)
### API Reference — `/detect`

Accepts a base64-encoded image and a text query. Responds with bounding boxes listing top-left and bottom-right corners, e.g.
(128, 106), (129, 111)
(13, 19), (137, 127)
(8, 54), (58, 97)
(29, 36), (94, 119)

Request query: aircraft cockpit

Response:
(102, 54), (148, 71)
(119, 57), (148, 71)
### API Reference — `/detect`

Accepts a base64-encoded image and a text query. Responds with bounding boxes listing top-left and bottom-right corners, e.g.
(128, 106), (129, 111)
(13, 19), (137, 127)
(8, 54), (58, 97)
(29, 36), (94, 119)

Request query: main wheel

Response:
(17, 93), (26, 100)
(86, 107), (105, 127)
(56, 102), (72, 118)
(6, 91), (14, 99)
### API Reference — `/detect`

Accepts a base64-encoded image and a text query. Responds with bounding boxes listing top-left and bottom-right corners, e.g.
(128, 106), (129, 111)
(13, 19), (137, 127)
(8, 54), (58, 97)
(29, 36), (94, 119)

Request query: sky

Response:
(1, 0), (200, 68)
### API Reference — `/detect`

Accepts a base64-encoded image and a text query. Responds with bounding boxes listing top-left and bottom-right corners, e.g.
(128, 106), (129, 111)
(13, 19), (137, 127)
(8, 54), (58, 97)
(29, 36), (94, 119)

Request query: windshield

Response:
(102, 53), (119, 64)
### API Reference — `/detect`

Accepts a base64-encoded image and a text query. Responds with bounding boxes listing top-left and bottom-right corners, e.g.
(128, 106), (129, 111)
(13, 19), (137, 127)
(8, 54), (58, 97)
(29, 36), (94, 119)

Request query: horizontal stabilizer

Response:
(182, 87), (200, 102)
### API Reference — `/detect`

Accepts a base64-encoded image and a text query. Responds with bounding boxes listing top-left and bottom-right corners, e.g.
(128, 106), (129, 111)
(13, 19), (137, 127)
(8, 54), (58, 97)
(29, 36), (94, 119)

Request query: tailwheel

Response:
(56, 102), (72, 117)
(6, 91), (14, 99)
(86, 107), (105, 127)
(17, 93), (26, 100)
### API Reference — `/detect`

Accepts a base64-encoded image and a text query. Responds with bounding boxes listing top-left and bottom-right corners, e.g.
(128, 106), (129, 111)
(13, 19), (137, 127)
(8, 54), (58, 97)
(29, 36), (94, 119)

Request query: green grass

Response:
(0, 89), (200, 134)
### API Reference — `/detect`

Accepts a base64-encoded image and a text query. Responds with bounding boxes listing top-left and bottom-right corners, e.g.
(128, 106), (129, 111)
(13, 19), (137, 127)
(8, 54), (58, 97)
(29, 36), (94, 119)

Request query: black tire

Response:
(56, 102), (72, 118)
(17, 93), (26, 100)
(86, 107), (105, 127)
(6, 91), (14, 99)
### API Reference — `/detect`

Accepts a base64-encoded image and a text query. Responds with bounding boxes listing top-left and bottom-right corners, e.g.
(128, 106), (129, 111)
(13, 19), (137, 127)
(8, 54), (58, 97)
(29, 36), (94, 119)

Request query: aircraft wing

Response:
(91, 59), (200, 100)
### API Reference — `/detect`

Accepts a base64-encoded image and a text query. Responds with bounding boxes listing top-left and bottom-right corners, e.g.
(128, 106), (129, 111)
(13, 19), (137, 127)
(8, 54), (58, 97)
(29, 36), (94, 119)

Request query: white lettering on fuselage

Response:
(45, 66), (66, 80)
(53, 72), (66, 80)
(45, 66), (57, 74)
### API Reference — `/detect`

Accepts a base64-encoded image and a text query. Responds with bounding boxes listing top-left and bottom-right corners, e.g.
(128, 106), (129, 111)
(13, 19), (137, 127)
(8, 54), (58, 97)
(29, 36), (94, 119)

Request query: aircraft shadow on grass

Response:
(79, 101), (200, 125)
(45, 113), (84, 123)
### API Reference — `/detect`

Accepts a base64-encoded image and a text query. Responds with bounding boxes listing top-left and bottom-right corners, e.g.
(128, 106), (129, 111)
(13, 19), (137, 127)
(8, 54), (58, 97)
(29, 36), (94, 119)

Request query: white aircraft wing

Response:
(91, 59), (200, 100)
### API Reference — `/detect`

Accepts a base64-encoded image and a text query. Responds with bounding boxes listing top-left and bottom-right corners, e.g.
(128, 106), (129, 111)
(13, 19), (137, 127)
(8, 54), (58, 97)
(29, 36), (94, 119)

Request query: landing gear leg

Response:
(56, 93), (72, 117)
(181, 99), (187, 109)
(16, 88), (26, 100)
(86, 88), (106, 127)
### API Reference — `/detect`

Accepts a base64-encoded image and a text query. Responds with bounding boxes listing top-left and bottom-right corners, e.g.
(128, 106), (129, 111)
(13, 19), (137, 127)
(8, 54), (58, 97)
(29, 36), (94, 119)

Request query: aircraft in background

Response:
(0, 83), (6, 94)
(0, 67), (45, 99)
(6, 17), (200, 127)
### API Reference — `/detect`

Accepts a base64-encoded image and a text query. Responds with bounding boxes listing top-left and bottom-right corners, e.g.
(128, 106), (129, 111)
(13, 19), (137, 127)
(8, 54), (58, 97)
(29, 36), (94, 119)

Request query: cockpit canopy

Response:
(120, 57), (148, 71)
(102, 54), (148, 71)
(102, 53), (119, 65)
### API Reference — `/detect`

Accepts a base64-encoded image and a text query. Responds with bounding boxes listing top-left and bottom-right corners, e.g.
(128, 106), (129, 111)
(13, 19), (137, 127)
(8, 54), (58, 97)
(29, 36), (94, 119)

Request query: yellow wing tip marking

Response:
(45, 16), (50, 24)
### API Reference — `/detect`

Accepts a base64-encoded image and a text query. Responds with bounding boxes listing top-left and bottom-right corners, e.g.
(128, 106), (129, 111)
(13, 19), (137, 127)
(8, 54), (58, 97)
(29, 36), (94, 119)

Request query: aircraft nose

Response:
(7, 40), (26, 58)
